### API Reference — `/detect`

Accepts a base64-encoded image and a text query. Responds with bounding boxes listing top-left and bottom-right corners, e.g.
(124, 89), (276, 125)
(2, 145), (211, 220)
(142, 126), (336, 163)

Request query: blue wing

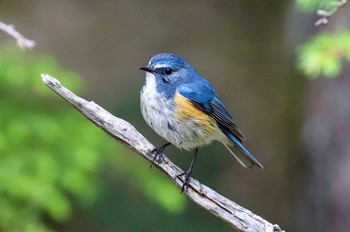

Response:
(178, 80), (263, 168)
(178, 81), (245, 142)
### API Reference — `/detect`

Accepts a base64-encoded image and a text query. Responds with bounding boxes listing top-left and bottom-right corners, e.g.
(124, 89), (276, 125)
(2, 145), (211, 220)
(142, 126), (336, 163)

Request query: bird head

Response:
(139, 53), (195, 85)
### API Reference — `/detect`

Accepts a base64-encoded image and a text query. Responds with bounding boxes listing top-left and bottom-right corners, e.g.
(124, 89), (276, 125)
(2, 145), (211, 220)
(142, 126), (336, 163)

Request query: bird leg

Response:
(149, 142), (171, 169)
(175, 148), (199, 192)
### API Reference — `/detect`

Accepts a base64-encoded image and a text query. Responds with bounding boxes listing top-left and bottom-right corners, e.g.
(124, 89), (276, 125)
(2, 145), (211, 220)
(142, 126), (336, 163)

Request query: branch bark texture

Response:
(41, 73), (284, 232)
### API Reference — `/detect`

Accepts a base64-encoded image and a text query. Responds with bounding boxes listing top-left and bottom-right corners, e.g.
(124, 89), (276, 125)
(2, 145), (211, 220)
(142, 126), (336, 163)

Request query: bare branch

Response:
(315, 0), (347, 26)
(0, 20), (36, 50)
(41, 73), (284, 232)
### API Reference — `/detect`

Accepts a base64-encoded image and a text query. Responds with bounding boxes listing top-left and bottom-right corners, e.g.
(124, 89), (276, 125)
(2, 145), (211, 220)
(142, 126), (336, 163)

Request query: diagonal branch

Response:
(41, 73), (284, 232)
(0, 20), (36, 50)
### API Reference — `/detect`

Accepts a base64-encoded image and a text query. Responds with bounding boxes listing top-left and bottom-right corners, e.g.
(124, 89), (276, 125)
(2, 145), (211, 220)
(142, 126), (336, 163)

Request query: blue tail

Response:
(222, 129), (263, 169)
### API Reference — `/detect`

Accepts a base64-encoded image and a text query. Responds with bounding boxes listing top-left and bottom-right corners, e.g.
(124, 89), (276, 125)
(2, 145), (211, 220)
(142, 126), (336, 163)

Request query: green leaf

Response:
(298, 30), (350, 78)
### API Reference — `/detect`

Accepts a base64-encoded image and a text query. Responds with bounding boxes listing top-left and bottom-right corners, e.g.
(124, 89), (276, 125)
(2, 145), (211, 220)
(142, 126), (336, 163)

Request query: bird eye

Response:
(165, 68), (172, 75)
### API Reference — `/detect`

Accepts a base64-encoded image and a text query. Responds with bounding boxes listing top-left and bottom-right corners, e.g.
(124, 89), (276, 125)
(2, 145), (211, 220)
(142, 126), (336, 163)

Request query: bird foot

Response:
(149, 143), (170, 169)
(149, 147), (165, 169)
(175, 169), (192, 193)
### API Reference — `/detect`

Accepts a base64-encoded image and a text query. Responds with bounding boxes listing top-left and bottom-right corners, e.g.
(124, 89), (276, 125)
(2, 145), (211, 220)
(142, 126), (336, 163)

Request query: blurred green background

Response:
(0, 1), (350, 232)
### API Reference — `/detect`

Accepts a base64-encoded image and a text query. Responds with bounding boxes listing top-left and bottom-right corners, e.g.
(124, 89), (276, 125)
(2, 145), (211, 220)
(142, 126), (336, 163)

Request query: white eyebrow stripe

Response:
(153, 64), (169, 69)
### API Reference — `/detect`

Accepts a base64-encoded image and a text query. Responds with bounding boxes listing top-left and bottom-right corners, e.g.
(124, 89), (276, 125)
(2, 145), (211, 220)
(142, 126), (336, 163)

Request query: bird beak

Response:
(139, 66), (154, 73)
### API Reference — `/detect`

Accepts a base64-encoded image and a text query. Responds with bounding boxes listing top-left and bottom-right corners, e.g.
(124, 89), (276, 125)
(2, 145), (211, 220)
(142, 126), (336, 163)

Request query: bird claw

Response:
(175, 170), (192, 193)
(149, 147), (165, 169)
(149, 143), (171, 169)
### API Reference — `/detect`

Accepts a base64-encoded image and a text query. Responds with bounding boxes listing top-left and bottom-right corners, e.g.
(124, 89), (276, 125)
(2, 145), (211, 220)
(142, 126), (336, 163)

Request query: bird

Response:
(139, 53), (263, 192)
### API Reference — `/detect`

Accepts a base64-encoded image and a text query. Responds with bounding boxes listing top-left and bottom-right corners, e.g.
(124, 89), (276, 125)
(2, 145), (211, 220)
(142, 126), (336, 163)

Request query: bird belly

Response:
(140, 74), (220, 150)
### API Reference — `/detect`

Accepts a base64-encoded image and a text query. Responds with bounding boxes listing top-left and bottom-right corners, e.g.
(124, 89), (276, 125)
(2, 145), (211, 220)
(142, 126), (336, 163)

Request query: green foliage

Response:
(296, 0), (350, 79)
(0, 44), (186, 231)
(298, 30), (350, 78)
(0, 44), (116, 231)
(296, 0), (334, 11)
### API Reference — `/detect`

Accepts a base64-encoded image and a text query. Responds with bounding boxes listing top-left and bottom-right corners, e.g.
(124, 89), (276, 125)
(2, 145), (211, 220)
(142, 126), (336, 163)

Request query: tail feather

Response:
(223, 130), (263, 169)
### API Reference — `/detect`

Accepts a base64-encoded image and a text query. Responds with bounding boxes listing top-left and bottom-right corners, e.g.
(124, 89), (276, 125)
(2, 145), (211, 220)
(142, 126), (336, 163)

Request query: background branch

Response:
(314, 0), (347, 26)
(41, 73), (284, 232)
(0, 20), (36, 50)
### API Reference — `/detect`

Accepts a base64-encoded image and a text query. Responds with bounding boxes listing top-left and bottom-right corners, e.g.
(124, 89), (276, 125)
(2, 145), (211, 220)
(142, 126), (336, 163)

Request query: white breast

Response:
(140, 73), (177, 143)
(140, 73), (223, 150)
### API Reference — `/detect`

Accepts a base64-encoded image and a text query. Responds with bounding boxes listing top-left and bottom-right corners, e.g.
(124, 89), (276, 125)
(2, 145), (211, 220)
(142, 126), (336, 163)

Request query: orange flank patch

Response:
(174, 90), (217, 134)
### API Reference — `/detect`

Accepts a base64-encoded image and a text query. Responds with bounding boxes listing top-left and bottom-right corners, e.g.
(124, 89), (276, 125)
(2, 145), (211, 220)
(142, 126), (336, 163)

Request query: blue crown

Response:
(149, 53), (191, 70)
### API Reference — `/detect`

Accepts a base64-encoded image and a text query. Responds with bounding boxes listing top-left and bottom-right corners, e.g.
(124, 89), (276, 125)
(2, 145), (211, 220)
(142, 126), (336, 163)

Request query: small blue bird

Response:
(139, 53), (263, 191)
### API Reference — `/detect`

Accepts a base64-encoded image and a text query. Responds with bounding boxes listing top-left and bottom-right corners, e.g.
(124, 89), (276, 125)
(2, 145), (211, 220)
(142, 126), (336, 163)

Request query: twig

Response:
(0, 20), (36, 50)
(41, 73), (284, 232)
(315, 0), (347, 26)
